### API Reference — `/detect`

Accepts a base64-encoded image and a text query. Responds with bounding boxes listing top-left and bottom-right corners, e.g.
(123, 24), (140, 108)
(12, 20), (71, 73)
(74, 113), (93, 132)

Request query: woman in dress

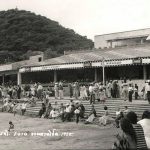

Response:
(98, 106), (114, 126)
(85, 105), (97, 124)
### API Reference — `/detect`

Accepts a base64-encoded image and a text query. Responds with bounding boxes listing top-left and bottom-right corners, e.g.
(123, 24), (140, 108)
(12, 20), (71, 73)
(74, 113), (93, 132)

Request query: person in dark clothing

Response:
(147, 82), (150, 104)
(128, 84), (133, 102)
(59, 103), (65, 122)
(68, 83), (73, 98)
(44, 103), (53, 118)
(17, 85), (22, 99)
(39, 103), (46, 118)
(8, 121), (14, 132)
(79, 104), (85, 118)
(134, 84), (138, 100)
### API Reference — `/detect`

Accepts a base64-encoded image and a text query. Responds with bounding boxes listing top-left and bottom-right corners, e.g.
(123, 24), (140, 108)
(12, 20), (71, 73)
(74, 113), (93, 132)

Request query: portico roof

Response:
(21, 44), (150, 68)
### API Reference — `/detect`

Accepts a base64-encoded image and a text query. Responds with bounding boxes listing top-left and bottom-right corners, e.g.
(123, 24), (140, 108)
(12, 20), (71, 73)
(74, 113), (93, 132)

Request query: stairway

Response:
(82, 99), (150, 119)
(25, 98), (150, 119)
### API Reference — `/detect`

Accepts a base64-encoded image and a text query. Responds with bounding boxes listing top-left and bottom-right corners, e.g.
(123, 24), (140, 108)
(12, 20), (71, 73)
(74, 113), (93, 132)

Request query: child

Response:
(74, 107), (80, 124)
(8, 121), (14, 132)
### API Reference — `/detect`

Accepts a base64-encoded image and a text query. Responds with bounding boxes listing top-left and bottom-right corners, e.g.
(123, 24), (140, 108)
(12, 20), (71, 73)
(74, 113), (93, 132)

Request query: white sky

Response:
(0, 0), (150, 40)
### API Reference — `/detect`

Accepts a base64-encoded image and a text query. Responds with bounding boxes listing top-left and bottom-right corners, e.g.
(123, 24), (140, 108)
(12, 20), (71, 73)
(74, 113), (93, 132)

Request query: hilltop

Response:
(0, 9), (93, 63)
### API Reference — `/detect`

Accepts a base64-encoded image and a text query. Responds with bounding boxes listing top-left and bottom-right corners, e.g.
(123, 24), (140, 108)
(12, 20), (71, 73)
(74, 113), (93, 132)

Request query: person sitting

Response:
(50, 108), (59, 120)
(137, 110), (150, 149)
(79, 104), (85, 118)
(123, 106), (130, 117)
(74, 107), (80, 124)
(8, 121), (14, 132)
(59, 103), (65, 122)
(64, 104), (71, 121)
(115, 107), (124, 128)
(29, 96), (37, 107)
(112, 118), (137, 150)
(85, 105), (97, 124)
(98, 106), (114, 126)
(21, 102), (27, 116)
(38, 103), (46, 118)
(44, 103), (53, 118)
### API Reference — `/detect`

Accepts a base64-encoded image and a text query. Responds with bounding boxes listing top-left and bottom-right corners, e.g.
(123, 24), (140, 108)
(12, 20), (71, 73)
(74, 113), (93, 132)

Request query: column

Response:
(143, 65), (147, 81)
(94, 68), (98, 82)
(2, 74), (5, 85)
(141, 39), (144, 44)
(54, 70), (57, 83)
(17, 72), (22, 85)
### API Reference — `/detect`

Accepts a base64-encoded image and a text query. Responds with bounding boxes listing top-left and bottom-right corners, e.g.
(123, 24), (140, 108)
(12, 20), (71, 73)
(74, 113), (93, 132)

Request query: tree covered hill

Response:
(0, 9), (93, 63)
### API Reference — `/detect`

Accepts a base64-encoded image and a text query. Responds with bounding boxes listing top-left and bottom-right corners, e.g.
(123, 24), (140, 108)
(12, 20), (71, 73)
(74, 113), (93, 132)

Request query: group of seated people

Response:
(85, 104), (150, 149)
(113, 110), (150, 150)
(38, 100), (85, 123)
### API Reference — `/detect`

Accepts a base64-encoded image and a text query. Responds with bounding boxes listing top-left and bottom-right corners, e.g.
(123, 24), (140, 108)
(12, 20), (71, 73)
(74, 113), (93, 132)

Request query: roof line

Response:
(94, 27), (150, 37)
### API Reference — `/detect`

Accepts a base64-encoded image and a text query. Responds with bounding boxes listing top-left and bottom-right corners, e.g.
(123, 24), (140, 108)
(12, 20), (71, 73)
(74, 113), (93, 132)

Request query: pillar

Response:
(54, 70), (57, 83)
(141, 39), (144, 44)
(17, 72), (22, 85)
(2, 74), (5, 85)
(94, 68), (98, 82)
(143, 65), (147, 81)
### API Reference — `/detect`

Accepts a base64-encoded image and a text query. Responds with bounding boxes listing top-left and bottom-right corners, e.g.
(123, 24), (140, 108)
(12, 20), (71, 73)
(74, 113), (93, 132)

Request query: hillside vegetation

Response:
(0, 9), (93, 63)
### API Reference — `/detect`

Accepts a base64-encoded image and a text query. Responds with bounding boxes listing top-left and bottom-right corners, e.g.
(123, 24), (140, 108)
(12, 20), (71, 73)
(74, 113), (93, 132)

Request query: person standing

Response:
(73, 82), (80, 99)
(21, 102), (27, 115)
(58, 82), (64, 99)
(89, 83), (95, 104)
(134, 84), (138, 100)
(107, 81), (112, 98)
(54, 83), (59, 99)
(37, 83), (43, 99)
(17, 85), (22, 99)
(128, 84), (133, 102)
(68, 83), (73, 98)
(145, 81), (150, 104)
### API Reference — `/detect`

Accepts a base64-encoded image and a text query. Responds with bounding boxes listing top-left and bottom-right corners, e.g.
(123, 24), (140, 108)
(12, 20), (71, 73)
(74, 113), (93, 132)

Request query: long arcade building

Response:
(1, 28), (150, 85)
(18, 44), (150, 85)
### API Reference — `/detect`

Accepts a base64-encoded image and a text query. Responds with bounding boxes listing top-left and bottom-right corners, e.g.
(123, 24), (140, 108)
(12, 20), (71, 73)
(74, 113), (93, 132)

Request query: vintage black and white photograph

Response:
(0, 0), (150, 149)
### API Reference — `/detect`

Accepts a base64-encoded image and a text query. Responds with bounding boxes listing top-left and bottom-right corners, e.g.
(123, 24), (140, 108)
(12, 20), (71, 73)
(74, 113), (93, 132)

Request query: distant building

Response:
(94, 28), (150, 49)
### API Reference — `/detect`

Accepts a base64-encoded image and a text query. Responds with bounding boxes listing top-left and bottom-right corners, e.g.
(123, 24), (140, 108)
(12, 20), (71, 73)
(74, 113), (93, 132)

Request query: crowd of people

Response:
(38, 100), (85, 123)
(1, 79), (150, 105)
(1, 80), (150, 150)
(54, 79), (150, 104)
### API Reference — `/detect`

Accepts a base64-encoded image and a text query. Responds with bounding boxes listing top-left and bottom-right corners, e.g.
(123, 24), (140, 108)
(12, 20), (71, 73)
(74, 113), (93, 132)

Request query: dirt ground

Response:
(0, 113), (119, 150)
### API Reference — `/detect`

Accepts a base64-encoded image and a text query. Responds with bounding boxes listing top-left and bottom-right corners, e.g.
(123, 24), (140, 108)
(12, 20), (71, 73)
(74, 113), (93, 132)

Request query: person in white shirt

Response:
(50, 108), (58, 120)
(138, 110), (150, 149)
(21, 102), (27, 115)
(89, 83), (95, 104)
(74, 107), (80, 124)
(64, 104), (71, 121)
